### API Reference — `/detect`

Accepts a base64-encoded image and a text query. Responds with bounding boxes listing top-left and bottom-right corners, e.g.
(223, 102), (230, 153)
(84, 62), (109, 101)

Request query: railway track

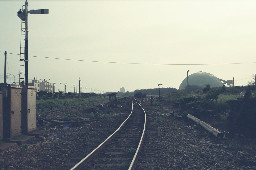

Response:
(71, 100), (147, 170)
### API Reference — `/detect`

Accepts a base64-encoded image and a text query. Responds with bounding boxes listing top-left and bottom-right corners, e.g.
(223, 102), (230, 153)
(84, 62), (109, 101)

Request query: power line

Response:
(4, 50), (256, 66)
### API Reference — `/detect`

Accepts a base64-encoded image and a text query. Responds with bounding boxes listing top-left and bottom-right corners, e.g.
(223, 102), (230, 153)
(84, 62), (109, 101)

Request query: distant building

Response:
(29, 78), (53, 93)
(29, 78), (40, 92)
(120, 87), (125, 93)
(40, 79), (53, 93)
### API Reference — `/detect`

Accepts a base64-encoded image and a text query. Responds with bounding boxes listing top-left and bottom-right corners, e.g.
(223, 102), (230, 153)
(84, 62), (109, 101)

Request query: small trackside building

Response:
(0, 84), (37, 140)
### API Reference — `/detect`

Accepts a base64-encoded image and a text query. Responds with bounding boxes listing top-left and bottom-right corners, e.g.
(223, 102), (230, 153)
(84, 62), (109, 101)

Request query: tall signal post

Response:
(17, 0), (49, 133)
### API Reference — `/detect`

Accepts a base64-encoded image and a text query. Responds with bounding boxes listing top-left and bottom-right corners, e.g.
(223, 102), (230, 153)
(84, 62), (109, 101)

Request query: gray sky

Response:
(1, 0), (256, 92)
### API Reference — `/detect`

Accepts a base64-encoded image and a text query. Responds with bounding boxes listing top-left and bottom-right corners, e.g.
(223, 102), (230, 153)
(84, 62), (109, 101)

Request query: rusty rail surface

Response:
(71, 100), (146, 170)
(187, 114), (222, 137)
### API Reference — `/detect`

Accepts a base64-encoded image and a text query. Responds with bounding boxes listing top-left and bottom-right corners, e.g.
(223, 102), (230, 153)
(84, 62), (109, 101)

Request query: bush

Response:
(217, 94), (240, 104)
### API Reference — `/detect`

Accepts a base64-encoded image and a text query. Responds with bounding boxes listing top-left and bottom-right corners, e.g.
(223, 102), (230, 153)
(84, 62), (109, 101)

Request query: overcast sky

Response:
(1, 0), (256, 92)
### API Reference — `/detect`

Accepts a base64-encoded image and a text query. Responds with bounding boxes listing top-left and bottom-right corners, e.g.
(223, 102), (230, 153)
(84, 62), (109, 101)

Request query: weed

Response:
(217, 94), (240, 104)
(155, 116), (166, 122)
(37, 96), (107, 114)
(125, 147), (136, 155)
(220, 111), (230, 120)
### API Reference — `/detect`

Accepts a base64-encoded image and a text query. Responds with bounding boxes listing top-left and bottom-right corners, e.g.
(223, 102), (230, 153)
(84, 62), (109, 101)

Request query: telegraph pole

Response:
(187, 70), (189, 87)
(233, 77), (235, 87)
(18, 72), (21, 85)
(158, 83), (162, 99)
(79, 77), (81, 96)
(4, 51), (7, 84)
(255, 74), (256, 88)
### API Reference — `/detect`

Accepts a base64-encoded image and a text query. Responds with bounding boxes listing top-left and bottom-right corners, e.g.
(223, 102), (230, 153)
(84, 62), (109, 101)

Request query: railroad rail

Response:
(71, 100), (147, 170)
(187, 114), (223, 137)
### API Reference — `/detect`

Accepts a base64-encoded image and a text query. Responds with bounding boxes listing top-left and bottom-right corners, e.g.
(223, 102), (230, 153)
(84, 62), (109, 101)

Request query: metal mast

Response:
(24, 0), (29, 86)
(17, 0), (49, 134)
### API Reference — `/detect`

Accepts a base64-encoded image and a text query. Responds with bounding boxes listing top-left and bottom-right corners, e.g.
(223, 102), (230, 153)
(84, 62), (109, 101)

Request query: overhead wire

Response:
(30, 54), (212, 66)
(29, 54), (256, 66)
(3, 50), (256, 66)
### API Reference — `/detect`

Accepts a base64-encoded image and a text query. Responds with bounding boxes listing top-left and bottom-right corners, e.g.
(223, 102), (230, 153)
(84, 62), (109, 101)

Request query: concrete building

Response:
(29, 78), (40, 92)
(29, 78), (53, 93)
(39, 80), (53, 93)
(120, 87), (125, 93)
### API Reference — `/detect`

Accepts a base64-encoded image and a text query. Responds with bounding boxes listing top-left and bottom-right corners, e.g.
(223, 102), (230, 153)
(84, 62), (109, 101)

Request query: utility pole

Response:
(158, 83), (162, 99)
(79, 77), (81, 96)
(18, 72), (22, 85)
(233, 77), (235, 87)
(187, 70), (189, 87)
(4, 51), (7, 84)
(255, 74), (256, 88)
(65, 84), (66, 93)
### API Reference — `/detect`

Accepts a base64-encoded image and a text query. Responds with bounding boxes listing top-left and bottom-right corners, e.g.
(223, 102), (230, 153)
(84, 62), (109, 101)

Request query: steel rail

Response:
(128, 102), (147, 170)
(70, 101), (134, 170)
(187, 114), (222, 137)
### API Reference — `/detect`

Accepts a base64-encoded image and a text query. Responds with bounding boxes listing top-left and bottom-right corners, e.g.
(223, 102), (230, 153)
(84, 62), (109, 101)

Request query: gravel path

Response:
(137, 103), (256, 169)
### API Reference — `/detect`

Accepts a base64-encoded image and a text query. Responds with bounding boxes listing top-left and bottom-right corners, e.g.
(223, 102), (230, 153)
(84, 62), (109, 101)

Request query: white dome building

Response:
(179, 71), (223, 90)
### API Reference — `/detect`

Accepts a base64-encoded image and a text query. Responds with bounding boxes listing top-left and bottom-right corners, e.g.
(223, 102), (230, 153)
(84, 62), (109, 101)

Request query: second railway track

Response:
(71, 100), (147, 170)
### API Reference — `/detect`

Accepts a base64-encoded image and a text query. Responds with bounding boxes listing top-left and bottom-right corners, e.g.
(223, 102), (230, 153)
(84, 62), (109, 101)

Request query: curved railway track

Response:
(71, 100), (147, 170)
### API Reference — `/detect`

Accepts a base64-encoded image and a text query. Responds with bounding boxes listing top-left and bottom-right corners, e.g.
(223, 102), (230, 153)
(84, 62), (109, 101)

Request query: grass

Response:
(37, 96), (108, 113)
(155, 116), (166, 123)
(220, 111), (230, 120)
(217, 94), (240, 104)
(86, 112), (116, 122)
